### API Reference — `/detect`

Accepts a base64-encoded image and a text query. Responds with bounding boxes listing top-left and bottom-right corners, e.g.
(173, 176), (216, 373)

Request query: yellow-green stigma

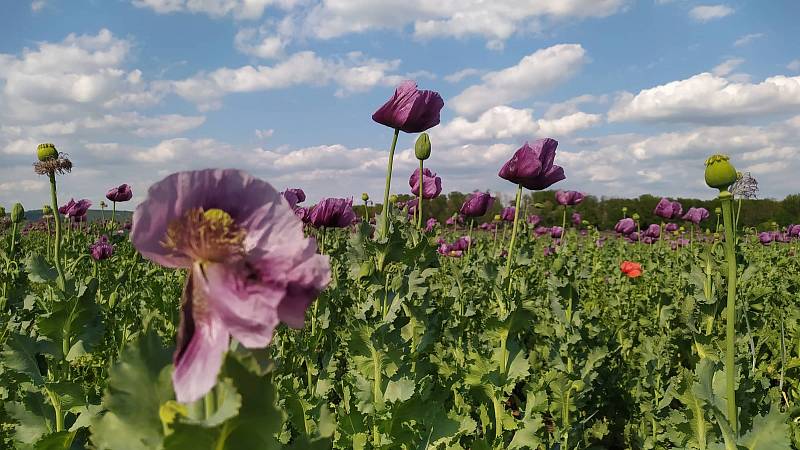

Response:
(162, 208), (245, 262)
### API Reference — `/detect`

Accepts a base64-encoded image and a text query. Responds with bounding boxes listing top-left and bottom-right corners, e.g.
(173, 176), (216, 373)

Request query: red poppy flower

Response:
(620, 260), (642, 278)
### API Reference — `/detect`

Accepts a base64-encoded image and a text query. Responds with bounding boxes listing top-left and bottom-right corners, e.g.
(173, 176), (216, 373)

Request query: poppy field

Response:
(2, 81), (800, 450)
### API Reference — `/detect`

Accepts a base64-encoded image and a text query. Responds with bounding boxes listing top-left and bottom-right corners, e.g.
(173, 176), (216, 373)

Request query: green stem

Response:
(110, 201), (116, 230)
(45, 387), (64, 432)
(417, 159), (424, 229)
(379, 128), (400, 239)
(720, 191), (738, 435)
(204, 388), (216, 420)
(9, 222), (18, 257)
(505, 184), (523, 293)
(48, 173), (66, 288)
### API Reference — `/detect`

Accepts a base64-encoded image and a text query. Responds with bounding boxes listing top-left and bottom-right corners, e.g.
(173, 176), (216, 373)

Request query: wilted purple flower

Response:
(372, 80), (444, 133)
(460, 192), (494, 217)
(106, 184), (133, 202)
(409, 168), (443, 199)
(534, 226), (550, 237)
(571, 212), (582, 227)
(425, 217), (438, 232)
(90, 235), (114, 260)
(654, 198), (683, 220)
(555, 190), (584, 206)
(643, 224), (661, 239)
(527, 215), (541, 226)
(308, 198), (357, 228)
(130, 169), (330, 403)
(614, 218), (636, 235)
(682, 207), (710, 225)
(758, 232), (773, 245)
(498, 139), (565, 190)
(293, 206), (308, 222)
(282, 188), (306, 208)
(550, 226), (563, 239)
(500, 207), (515, 222)
(665, 223), (678, 233)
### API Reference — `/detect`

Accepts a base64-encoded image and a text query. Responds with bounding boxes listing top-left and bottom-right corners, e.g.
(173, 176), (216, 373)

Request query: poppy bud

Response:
(42, 205), (52, 215)
(622, 207), (628, 213)
(704, 154), (737, 191)
(632, 213), (640, 221)
(11, 203), (25, 224)
(493, 214), (501, 222)
(414, 132), (431, 160)
(37, 143), (58, 162)
(361, 192), (369, 202)
(714, 207), (722, 215)
(389, 194), (398, 204)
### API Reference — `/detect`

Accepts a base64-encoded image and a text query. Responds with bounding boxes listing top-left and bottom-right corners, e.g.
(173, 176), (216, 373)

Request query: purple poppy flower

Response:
(543, 246), (555, 257)
(453, 236), (471, 251)
(527, 214), (541, 226)
(90, 235), (114, 260)
(671, 238), (690, 250)
(500, 207), (515, 222)
(758, 231), (773, 245)
(665, 223), (678, 233)
(498, 139), (565, 190)
(282, 188), (306, 208)
(404, 198), (419, 216)
(595, 237), (606, 248)
(550, 226), (563, 239)
(445, 215), (462, 226)
(555, 190), (585, 206)
(130, 169), (331, 403)
(460, 192), (494, 217)
(437, 243), (463, 258)
(372, 80), (444, 133)
(614, 218), (636, 235)
(654, 198), (683, 220)
(425, 217), (438, 232)
(787, 224), (800, 238)
(409, 168), (443, 199)
(534, 226), (550, 237)
(106, 184), (133, 203)
(682, 207), (710, 224)
(625, 232), (640, 243)
(571, 212), (582, 227)
(643, 224), (661, 239)
(61, 198), (92, 218)
(478, 222), (494, 231)
(308, 198), (357, 228)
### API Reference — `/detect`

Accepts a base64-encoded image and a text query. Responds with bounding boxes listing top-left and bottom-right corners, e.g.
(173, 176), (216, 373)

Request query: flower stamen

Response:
(162, 208), (245, 262)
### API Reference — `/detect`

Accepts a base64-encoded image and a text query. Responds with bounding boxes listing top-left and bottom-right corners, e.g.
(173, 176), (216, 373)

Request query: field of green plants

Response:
(1, 81), (800, 449)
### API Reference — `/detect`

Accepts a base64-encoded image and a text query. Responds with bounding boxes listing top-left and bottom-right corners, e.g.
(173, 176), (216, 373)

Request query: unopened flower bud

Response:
(493, 214), (501, 222)
(389, 194), (398, 204)
(622, 206), (628, 213)
(37, 143), (58, 162)
(414, 132), (431, 160)
(11, 203), (25, 224)
(704, 154), (737, 191)
(714, 207), (722, 215)
(361, 192), (369, 202)
(632, 213), (640, 221)
(42, 205), (52, 215)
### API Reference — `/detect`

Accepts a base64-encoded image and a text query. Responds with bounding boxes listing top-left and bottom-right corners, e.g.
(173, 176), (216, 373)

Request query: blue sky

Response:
(1, 0), (799, 209)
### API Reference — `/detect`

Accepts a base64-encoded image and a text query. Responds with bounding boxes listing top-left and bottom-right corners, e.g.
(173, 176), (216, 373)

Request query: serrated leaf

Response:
(384, 377), (415, 403)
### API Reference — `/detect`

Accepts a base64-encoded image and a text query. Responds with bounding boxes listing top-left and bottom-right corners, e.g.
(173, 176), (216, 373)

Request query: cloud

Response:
(444, 68), (483, 83)
(450, 44), (588, 117)
(255, 128), (274, 139)
(733, 32), (764, 47)
(131, 0), (299, 20)
(689, 4), (734, 23)
(788, 60), (800, 72)
(711, 57), (744, 77)
(608, 72), (800, 123)
(234, 26), (289, 59)
(31, 0), (46, 12)
(173, 51), (403, 110)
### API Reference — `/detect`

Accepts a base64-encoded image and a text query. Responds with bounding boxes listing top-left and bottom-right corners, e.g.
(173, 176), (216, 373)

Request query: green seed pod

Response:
(11, 203), (25, 224)
(621, 207), (628, 213)
(704, 154), (737, 191)
(632, 213), (640, 221)
(414, 132), (431, 160)
(42, 205), (52, 215)
(37, 143), (58, 162)
(361, 192), (369, 202)
(714, 207), (722, 215)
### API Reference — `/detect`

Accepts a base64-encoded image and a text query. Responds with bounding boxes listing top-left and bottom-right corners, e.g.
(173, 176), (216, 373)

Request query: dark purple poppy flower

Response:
(643, 224), (661, 239)
(527, 215), (541, 226)
(409, 168), (443, 199)
(500, 207), (515, 222)
(106, 184), (133, 203)
(308, 198), (357, 228)
(534, 226), (550, 237)
(626, 232), (640, 243)
(425, 217), (438, 232)
(498, 139), (565, 190)
(614, 218), (636, 235)
(555, 190), (584, 206)
(665, 222), (678, 233)
(453, 236), (471, 251)
(372, 80), (444, 133)
(61, 198), (92, 218)
(654, 198), (683, 220)
(787, 224), (800, 238)
(282, 188), (306, 208)
(460, 192), (494, 217)
(571, 212), (582, 227)
(550, 226), (564, 239)
(90, 235), (114, 260)
(543, 246), (555, 256)
(758, 231), (773, 245)
(682, 207), (710, 224)
(445, 215), (464, 226)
